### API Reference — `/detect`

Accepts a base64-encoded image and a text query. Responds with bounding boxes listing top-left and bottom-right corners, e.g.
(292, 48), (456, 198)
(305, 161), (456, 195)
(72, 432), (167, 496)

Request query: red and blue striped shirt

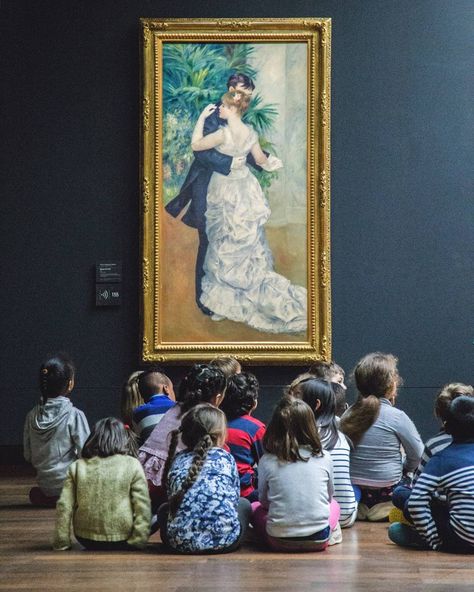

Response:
(226, 414), (266, 498)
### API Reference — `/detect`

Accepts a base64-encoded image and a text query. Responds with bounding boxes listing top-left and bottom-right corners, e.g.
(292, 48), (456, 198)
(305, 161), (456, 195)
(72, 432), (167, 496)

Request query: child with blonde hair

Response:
(120, 370), (144, 427)
(210, 355), (241, 378)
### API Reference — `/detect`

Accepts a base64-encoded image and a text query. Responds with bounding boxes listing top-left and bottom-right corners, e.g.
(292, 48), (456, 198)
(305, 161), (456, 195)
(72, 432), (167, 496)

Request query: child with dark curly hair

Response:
(220, 372), (266, 502)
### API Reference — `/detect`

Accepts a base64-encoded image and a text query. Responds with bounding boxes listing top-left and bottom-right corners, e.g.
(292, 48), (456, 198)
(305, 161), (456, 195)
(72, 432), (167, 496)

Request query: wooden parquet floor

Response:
(1, 467), (473, 592)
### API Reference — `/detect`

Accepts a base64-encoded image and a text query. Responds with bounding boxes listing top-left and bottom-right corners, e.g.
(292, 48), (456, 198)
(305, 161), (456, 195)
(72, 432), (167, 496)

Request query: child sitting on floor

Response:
(120, 370), (144, 427)
(158, 403), (251, 554)
(340, 352), (423, 521)
(220, 372), (266, 502)
(23, 353), (90, 507)
(390, 382), (473, 522)
(138, 364), (226, 510)
(389, 395), (474, 552)
(132, 369), (176, 443)
(53, 417), (151, 551)
(291, 378), (358, 529)
(252, 396), (340, 552)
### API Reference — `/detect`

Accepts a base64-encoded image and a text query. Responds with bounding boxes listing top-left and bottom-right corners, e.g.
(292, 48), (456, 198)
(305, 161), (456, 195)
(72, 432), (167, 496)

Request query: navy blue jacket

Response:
(165, 108), (232, 230)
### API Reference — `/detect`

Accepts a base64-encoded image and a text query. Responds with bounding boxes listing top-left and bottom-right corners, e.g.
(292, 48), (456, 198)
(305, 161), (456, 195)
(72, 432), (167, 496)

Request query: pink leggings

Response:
(251, 499), (340, 552)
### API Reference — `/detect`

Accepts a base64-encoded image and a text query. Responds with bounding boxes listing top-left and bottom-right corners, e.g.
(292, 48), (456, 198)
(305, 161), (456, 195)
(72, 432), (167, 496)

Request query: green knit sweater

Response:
(53, 454), (151, 550)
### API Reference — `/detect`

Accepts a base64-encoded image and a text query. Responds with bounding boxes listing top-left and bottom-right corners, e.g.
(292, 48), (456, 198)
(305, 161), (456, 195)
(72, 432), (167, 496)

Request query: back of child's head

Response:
(178, 364), (227, 413)
(39, 353), (75, 405)
(120, 370), (144, 425)
(82, 417), (137, 459)
(285, 372), (315, 397)
(163, 403), (226, 515)
(354, 352), (400, 398)
(340, 352), (401, 445)
(444, 396), (474, 442)
(219, 372), (259, 420)
(291, 378), (339, 450)
(137, 369), (174, 402)
(263, 396), (322, 462)
(308, 360), (345, 384)
(435, 383), (474, 422)
(332, 382), (349, 417)
(179, 403), (227, 450)
(210, 356), (241, 378)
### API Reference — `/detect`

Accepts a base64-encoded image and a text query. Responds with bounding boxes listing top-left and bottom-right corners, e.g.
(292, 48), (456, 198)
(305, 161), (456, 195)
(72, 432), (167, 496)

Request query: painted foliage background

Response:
(161, 42), (308, 342)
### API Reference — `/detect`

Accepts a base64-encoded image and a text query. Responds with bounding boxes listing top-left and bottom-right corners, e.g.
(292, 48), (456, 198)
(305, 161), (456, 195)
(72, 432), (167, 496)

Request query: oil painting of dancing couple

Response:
(160, 42), (309, 343)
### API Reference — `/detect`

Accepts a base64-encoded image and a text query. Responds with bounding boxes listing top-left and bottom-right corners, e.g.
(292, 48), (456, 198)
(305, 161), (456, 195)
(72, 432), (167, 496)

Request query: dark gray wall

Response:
(1, 1), (472, 448)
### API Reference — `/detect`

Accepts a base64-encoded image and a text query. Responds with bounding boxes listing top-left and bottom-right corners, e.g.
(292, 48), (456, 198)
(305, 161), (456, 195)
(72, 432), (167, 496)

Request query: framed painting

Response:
(141, 17), (331, 364)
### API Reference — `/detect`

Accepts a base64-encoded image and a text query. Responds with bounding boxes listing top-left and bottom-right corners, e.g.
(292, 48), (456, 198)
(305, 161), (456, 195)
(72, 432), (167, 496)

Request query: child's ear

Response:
(163, 383), (176, 401)
(314, 399), (322, 411)
(211, 392), (224, 408)
(67, 378), (74, 393)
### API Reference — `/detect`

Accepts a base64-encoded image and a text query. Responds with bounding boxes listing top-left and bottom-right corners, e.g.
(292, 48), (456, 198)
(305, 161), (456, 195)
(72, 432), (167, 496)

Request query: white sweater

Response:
(258, 447), (334, 538)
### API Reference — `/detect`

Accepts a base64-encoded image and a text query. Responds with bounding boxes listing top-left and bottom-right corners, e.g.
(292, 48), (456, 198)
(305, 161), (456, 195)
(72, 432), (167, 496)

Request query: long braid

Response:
(168, 434), (213, 517)
(161, 429), (181, 491)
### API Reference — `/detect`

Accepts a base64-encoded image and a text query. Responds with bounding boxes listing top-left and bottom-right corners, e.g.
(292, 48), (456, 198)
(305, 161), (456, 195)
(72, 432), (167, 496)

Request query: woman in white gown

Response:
(191, 91), (307, 334)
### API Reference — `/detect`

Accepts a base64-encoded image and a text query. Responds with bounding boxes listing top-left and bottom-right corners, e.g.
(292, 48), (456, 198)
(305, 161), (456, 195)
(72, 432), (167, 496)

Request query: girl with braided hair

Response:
(139, 364), (226, 510)
(23, 353), (90, 506)
(157, 403), (251, 553)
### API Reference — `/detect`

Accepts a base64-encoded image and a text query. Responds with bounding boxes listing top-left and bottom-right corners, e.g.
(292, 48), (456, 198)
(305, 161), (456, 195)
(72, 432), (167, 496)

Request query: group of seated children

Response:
(23, 352), (474, 554)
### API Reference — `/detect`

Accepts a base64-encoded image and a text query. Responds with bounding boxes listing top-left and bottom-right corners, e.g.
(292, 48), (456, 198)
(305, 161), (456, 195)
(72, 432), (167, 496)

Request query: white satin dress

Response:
(199, 125), (307, 334)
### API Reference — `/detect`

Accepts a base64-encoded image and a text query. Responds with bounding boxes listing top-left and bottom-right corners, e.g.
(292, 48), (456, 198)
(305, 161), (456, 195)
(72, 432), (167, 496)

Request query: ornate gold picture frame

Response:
(141, 18), (331, 363)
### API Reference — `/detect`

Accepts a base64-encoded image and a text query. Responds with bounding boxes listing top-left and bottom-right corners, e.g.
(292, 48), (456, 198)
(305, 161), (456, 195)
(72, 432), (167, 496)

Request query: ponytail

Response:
(339, 395), (381, 445)
(39, 354), (75, 405)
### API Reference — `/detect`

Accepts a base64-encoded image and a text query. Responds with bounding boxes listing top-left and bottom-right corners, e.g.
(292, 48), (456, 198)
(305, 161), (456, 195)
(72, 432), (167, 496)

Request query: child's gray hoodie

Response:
(23, 396), (90, 496)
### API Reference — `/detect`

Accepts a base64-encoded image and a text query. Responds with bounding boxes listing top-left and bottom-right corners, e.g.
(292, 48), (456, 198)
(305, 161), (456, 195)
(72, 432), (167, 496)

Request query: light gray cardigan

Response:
(349, 398), (423, 487)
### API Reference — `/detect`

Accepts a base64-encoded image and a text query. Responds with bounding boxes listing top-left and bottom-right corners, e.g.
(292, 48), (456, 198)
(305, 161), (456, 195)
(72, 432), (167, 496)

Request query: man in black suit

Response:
(165, 73), (256, 316)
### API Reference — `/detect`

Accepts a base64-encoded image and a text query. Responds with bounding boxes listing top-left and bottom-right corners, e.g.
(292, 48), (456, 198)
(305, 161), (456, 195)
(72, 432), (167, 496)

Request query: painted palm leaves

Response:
(162, 43), (279, 203)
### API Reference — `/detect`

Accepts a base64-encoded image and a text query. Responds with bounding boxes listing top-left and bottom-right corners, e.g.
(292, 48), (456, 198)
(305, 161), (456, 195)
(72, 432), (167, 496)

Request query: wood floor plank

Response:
(1, 469), (473, 591)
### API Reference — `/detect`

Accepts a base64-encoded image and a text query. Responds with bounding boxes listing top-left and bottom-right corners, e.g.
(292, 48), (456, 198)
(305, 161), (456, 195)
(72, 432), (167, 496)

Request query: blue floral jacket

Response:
(166, 447), (241, 552)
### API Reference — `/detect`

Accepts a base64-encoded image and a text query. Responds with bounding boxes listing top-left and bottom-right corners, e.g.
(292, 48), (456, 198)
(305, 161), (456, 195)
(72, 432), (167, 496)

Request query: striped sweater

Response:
(226, 414), (265, 498)
(408, 442), (474, 550)
(413, 429), (452, 483)
(321, 430), (357, 527)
